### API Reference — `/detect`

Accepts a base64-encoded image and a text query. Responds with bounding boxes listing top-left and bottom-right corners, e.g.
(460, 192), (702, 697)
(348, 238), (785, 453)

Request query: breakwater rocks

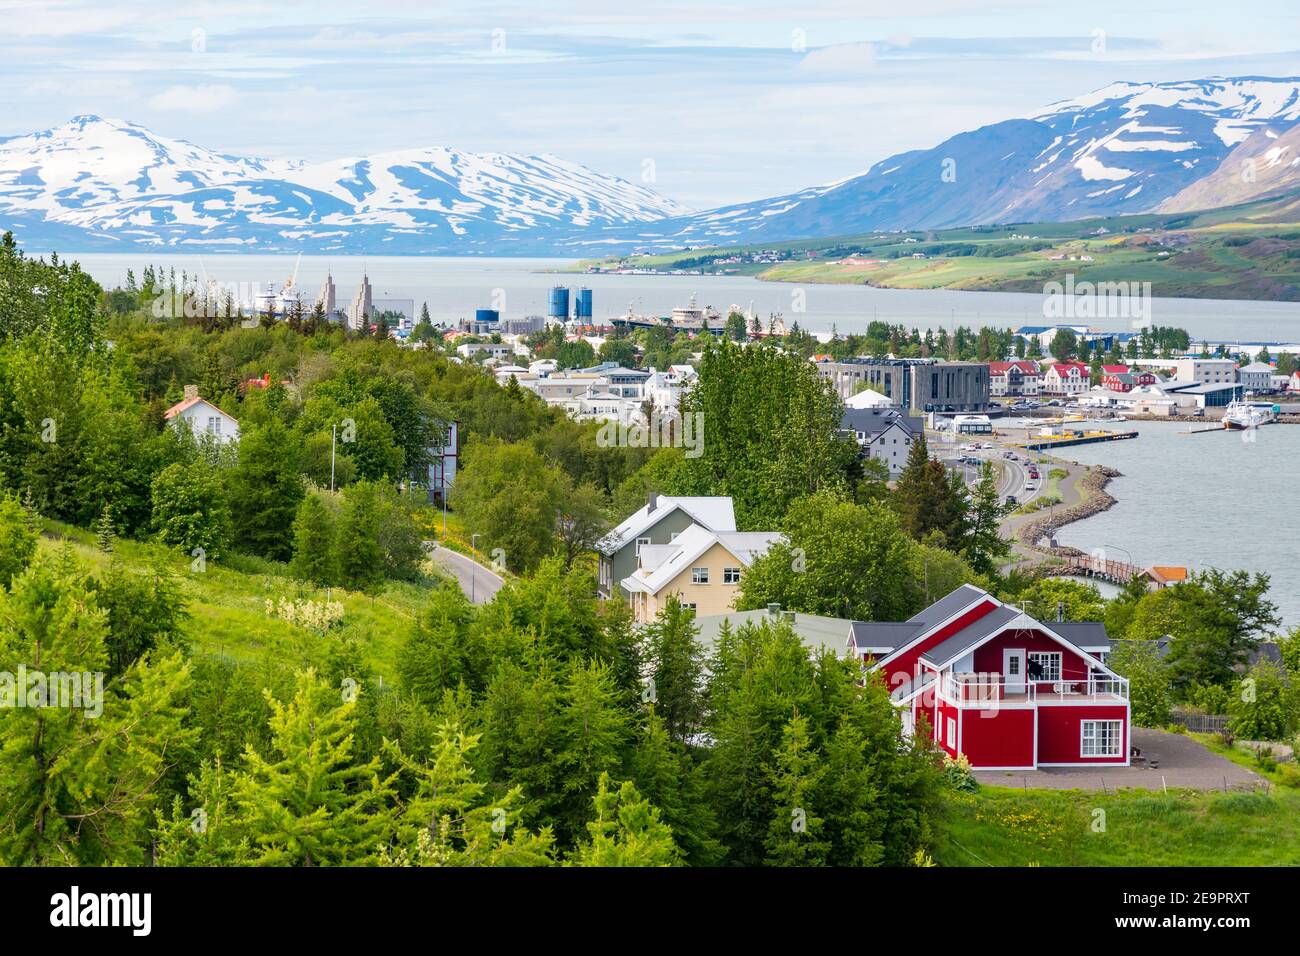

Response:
(1016, 465), (1122, 558)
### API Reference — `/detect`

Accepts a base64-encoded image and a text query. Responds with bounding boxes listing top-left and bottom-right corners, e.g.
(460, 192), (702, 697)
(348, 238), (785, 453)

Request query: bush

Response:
(943, 754), (978, 793)
(149, 461), (232, 560)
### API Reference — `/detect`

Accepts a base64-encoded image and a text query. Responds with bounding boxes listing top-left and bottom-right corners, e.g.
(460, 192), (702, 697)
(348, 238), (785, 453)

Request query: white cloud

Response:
(147, 83), (241, 112)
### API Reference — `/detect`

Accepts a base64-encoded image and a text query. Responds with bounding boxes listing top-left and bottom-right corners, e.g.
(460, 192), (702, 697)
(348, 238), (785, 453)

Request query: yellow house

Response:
(621, 523), (783, 624)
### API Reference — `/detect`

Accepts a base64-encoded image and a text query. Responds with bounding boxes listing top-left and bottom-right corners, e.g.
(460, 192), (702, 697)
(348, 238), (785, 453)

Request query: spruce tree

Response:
(231, 669), (395, 866)
(289, 493), (339, 586)
(763, 711), (828, 866)
(571, 773), (680, 866)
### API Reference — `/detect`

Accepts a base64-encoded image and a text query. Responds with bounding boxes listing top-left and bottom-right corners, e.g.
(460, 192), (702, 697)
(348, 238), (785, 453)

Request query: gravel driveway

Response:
(973, 728), (1265, 792)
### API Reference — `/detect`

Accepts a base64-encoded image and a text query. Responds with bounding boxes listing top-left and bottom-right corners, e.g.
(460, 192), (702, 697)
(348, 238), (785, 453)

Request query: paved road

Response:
(428, 544), (505, 605)
(973, 728), (1264, 792)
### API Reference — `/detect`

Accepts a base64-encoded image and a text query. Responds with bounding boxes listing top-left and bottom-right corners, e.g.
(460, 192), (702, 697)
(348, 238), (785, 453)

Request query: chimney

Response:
(183, 384), (199, 401)
(1056, 601), (1064, 623)
(767, 602), (781, 617)
(647, 491), (658, 513)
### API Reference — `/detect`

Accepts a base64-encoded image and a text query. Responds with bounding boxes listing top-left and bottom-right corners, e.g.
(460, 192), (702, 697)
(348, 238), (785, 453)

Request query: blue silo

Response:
(548, 286), (570, 320)
(475, 308), (500, 324)
(576, 287), (593, 320)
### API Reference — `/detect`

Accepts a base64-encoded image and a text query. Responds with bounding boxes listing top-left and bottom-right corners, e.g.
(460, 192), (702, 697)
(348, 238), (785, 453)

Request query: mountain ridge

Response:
(4, 76), (1300, 254)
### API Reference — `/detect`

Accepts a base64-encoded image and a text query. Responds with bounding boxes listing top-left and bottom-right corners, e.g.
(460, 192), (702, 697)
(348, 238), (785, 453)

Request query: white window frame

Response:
(207, 415), (222, 435)
(946, 717), (957, 750)
(691, 567), (709, 585)
(1081, 720), (1123, 758)
(723, 567), (741, 584)
(1028, 651), (1062, 682)
(635, 536), (651, 557)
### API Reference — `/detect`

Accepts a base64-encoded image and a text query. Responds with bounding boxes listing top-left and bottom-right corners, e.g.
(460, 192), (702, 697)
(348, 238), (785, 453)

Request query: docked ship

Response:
(1222, 400), (1279, 429)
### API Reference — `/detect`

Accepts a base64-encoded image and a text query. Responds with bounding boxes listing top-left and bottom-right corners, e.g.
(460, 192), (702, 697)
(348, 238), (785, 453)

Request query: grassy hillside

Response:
(570, 190), (1300, 302)
(937, 786), (1300, 866)
(37, 521), (447, 680)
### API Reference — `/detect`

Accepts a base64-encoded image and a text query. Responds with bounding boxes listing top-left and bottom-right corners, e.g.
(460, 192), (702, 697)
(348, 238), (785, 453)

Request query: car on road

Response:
(1024, 481), (1038, 491)
(959, 455), (981, 465)
(1005, 494), (1018, 506)
(1003, 450), (1017, 459)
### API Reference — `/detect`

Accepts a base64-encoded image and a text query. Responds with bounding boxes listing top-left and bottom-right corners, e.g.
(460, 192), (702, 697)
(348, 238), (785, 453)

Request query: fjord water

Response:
(1053, 419), (1300, 628)
(74, 254), (1300, 343)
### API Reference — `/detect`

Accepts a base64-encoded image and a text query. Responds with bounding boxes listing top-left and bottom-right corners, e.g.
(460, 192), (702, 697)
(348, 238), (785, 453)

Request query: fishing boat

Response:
(1222, 400), (1279, 429)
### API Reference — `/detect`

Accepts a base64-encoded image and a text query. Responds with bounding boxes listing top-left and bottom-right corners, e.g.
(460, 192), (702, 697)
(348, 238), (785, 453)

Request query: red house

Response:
(850, 585), (1130, 770)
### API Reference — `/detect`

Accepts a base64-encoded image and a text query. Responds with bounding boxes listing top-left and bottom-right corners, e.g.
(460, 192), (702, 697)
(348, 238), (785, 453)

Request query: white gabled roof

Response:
(620, 524), (783, 595)
(597, 496), (737, 556)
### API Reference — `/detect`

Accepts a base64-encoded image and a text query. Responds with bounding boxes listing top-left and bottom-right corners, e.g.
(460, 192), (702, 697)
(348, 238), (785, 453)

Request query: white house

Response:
(1237, 362), (1275, 393)
(165, 386), (240, 445)
(1041, 362), (1089, 396)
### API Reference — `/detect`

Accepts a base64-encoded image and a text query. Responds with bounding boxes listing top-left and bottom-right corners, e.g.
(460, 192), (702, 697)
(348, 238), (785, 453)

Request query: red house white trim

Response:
(849, 585), (1130, 770)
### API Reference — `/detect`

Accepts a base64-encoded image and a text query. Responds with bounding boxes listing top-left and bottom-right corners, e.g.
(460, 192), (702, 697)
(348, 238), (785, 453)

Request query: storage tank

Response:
(474, 308), (500, 324)
(576, 287), (593, 320)
(548, 286), (570, 320)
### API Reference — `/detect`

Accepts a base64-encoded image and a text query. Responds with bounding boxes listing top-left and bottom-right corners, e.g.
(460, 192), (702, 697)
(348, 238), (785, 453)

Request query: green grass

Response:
(37, 521), (448, 680)
(570, 188), (1300, 302)
(936, 786), (1300, 866)
(1194, 733), (1300, 789)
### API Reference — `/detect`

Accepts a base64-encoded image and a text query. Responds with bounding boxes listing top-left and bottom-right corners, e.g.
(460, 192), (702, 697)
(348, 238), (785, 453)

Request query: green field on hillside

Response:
(571, 189), (1300, 302)
(37, 522), (443, 680)
(937, 786), (1300, 866)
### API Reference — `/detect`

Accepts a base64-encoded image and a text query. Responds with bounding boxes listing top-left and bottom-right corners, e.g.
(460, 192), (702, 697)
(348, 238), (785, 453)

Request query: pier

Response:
(1059, 553), (1144, 584)
(1017, 430), (1139, 451)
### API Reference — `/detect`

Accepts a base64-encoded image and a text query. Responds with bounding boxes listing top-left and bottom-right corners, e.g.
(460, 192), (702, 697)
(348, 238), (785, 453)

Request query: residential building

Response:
(1238, 361), (1276, 392)
(621, 523), (783, 624)
(849, 584), (1129, 769)
(164, 386), (240, 445)
(843, 387), (893, 409)
(643, 365), (697, 415)
(425, 421), (458, 502)
(456, 342), (513, 361)
(1131, 357), (1237, 385)
(1041, 362), (1089, 395)
(841, 407), (920, 477)
(988, 360), (1041, 398)
(596, 494), (736, 599)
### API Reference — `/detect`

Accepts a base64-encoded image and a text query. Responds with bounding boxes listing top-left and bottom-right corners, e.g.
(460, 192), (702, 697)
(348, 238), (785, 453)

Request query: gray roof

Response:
(841, 407), (920, 438)
(919, 605), (1021, 666)
(906, 583), (988, 630)
(1052, 622), (1111, 651)
(849, 621), (925, 652)
(694, 608), (855, 655)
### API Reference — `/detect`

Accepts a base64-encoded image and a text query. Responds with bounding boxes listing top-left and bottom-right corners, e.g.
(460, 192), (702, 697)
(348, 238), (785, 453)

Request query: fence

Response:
(1168, 710), (1230, 734)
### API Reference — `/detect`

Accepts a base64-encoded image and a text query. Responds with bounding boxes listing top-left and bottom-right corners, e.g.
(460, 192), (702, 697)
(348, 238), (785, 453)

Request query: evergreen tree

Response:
(0, 491), (38, 588)
(289, 492), (339, 586)
(553, 659), (631, 844)
(571, 773), (680, 866)
(382, 723), (554, 867)
(94, 502), (116, 553)
(893, 432), (967, 548)
(0, 558), (193, 865)
(640, 597), (706, 742)
(336, 480), (386, 592)
(227, 422), (304, 561)
(763, 711), (828, 866)
(627, 711), (724, 865)
(231, 669), (396, 866)
(962, 463), (1011, 575)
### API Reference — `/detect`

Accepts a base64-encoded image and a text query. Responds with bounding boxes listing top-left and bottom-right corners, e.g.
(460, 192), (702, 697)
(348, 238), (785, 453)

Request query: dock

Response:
(1016, 430), (1139, 451)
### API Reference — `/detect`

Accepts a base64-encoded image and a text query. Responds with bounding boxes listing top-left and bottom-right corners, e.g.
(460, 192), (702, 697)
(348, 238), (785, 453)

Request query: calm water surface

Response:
(72, 254), (1300, 344)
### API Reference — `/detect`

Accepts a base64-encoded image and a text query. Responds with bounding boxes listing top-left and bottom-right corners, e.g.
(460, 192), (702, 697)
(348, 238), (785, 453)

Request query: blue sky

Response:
(2, 0), (1299, 207)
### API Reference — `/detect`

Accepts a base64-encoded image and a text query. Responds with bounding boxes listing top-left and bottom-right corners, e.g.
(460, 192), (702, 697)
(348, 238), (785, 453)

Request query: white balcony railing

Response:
(943, 672), (1128, 704)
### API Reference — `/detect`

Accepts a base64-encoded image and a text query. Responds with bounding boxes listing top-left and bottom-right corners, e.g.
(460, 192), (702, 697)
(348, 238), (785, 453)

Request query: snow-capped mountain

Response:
(574, 76), (1300, 251)
(0, 116), (690, 253)
(5, 79), (1300, 255)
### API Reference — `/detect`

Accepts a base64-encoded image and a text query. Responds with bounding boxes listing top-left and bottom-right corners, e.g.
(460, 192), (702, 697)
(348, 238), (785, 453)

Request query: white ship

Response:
(1222, 400), (1279, 430)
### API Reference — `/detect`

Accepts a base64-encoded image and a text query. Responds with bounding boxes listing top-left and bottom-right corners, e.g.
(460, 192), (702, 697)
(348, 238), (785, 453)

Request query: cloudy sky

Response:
(2, 0), (1299, 208)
